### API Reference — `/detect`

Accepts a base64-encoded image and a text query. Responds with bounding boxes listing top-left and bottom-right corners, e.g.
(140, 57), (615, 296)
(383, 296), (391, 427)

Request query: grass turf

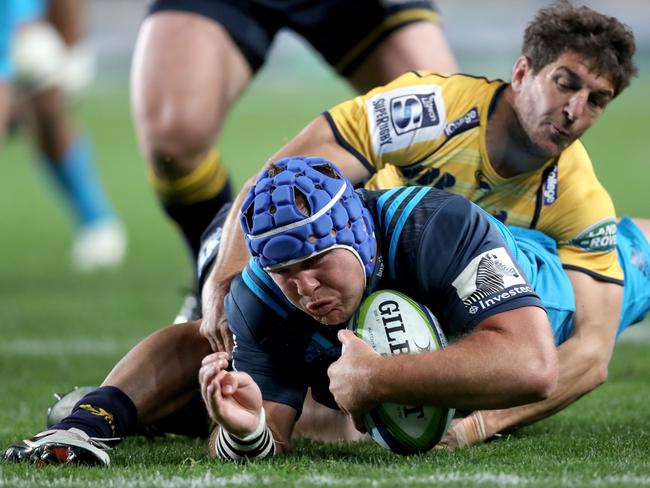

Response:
(0, 71), (649, 487)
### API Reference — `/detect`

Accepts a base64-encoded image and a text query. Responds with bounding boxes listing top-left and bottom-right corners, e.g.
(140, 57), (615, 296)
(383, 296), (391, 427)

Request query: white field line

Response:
(2, 473), (650, 488)
(0, 338), (135, 357)
(2, 319), (649, 358)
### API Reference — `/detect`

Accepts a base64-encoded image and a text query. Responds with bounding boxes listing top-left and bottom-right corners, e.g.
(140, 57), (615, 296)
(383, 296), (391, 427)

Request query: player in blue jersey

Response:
(4, 158), (649, 464)
(130, 0), (457, 323)
(0, 0), (14, 136)
(4, 0), (127, 271)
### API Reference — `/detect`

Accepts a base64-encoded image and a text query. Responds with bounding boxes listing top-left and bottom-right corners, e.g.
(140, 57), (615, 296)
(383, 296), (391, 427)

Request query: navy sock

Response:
(52, 386), (137, 439)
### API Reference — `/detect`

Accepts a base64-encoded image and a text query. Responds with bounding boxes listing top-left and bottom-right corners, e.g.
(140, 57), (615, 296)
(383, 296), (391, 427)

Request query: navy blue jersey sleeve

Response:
(225, 267), (307, 412)
(388, 190), (544, 337)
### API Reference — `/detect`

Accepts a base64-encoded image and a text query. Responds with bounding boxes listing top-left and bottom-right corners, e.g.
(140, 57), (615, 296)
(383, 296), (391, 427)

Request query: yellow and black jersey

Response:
(324, 71), (622, 283)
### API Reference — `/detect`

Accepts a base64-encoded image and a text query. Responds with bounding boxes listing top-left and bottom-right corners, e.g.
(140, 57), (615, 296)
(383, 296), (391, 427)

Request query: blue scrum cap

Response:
(240, 156), (376, 280)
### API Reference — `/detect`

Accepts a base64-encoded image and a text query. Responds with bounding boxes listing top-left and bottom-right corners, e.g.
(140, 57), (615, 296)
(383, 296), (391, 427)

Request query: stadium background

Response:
(1, 1), (649, 486)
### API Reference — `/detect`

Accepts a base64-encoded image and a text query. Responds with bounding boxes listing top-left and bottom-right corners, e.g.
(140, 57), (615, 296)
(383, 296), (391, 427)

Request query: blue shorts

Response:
(506, 226), (576, 345)
(0, 0), (47, 80)
(617, 217), (650, 335)
(506, 219), (650, 344)
(148, 0), (441, 75)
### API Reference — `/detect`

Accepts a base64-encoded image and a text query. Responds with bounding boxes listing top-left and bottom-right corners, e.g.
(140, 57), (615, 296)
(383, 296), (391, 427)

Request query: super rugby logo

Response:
(569, 219), (618, 252)
(372, 98), (393, 146)
(452, 247), (529, 314)
(376, 300), (431, 355)
(390, 93), (439, 135)
(366, 84), (446, 154)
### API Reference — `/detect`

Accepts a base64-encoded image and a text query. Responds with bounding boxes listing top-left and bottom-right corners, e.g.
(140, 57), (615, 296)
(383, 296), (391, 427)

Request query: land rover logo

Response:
(569, 220), (618, 251)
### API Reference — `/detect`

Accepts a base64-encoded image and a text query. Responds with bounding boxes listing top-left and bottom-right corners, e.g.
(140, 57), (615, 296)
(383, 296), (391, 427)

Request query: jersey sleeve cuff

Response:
(562, 265), (624, 286)
(322, 111), (376, 176)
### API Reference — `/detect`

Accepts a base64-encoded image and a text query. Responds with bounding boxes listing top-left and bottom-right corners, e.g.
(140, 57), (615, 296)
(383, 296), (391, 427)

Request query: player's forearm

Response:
(201, 178), (255, 314)
(482, 326), (615, 433)
(368, 308), (557, 410)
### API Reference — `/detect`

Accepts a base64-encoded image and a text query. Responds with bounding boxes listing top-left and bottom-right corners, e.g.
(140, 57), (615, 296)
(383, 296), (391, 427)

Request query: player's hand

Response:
(199, 352), (262, 438)
(327, 329), (380, 431)
(200, 280), (234, 354)
(436, 411), (494, 449)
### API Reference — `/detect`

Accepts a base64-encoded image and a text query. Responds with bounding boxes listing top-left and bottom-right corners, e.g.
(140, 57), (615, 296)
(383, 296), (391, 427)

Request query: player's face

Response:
(270, 249), (365, 325)
(512, 51), (614, 159)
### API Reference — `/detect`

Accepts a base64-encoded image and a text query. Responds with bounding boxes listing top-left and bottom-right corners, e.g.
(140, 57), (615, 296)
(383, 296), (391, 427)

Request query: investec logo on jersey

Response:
(367, 84), (445, 154)
(569, 219), (617, 251)
(452, 247), (530, 315)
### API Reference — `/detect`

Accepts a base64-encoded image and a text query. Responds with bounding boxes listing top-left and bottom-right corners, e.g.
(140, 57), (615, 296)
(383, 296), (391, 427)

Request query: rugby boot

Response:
(3, 428), (112, 466)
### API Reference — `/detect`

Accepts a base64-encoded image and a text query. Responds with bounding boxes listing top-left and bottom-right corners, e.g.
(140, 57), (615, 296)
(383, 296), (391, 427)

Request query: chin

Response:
(319, 310), (352, 326)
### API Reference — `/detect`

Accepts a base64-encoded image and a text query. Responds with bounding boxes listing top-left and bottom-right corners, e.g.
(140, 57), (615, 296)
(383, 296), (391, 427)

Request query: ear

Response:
(511, 56), (531, 93)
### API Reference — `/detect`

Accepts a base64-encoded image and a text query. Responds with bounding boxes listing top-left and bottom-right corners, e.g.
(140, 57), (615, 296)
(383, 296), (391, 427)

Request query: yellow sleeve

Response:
(536, 142), (623, 284)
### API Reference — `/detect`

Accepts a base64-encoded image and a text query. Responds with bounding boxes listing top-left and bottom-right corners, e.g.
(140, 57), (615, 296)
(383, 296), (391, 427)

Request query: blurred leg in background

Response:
(10, 0), (127, 272)
(131, 0), (457, 323)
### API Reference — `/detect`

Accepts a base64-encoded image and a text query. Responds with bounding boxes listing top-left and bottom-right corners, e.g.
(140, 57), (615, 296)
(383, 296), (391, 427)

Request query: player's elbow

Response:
(516, 338), (559, 402)
(523, 349), (558, 402)
(582, 344), (610, 390)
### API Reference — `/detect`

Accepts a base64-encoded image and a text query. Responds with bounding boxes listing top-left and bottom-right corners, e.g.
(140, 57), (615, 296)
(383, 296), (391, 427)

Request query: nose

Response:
(293, 271), (319, 297)
(564, 90), (588, 123)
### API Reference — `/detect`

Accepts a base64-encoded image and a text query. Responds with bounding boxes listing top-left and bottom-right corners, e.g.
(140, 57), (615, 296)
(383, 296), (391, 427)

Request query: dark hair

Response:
(522, 2), (637, 97)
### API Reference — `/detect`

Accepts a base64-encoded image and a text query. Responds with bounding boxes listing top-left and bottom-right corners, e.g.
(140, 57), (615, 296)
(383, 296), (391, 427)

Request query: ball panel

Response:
(351, 289), (455, 455)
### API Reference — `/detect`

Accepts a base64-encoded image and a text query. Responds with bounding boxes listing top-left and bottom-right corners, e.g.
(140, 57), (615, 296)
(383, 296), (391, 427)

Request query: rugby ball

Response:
(349, 289), (454, 455)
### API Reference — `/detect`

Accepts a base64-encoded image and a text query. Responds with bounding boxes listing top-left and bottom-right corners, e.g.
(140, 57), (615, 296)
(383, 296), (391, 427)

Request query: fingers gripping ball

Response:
(240, 157), (376, 279)
(350, 290), (455, 455)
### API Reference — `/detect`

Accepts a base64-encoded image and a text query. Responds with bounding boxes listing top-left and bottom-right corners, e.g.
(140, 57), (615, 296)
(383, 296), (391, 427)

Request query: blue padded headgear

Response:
(240, 156), (376, 281)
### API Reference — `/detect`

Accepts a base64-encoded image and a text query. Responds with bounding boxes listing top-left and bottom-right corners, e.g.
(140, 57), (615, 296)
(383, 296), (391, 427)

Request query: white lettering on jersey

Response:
(366, 84), (446, 155)
(452, 247), (530, 314)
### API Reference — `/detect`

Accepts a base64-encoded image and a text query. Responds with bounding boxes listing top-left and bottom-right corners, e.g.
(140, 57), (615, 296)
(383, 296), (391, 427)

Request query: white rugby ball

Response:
(350, 289), (454, 455)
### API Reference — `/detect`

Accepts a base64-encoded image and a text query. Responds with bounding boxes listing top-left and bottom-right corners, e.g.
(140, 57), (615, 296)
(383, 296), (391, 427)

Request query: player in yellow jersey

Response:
(200, 3), (639, 446)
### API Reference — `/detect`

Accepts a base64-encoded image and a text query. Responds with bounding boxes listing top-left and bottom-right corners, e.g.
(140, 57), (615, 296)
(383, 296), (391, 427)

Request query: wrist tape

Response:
(214, 408), (276, 461)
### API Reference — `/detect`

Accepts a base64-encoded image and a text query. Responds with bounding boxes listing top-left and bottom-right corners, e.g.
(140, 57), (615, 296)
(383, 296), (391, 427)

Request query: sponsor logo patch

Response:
(444, 107), (479, 138)
(452, 247), (530, 314)
(543, 165), (559, 205)
(367, 84), (445, 154)
(569, 219), (617, 252)
(391, 93), (440, 135)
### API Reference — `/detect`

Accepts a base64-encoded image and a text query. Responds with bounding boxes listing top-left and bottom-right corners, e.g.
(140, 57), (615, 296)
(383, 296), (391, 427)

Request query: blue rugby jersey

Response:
(224, 187), (545, 412)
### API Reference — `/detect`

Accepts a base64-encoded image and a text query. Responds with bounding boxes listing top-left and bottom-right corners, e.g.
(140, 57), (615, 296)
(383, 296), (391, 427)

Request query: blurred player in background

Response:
(0, 0), (15, 135)
(9, 0), (127, 271)
(130, 0), (457, 321)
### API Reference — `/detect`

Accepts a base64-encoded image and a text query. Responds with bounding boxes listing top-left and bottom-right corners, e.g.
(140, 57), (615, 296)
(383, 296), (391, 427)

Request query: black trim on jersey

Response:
(530, 163), (558, 229)
(322, 112), (376, 175)
(562, 264), (624, 286)
(487, 83), (508, 118)
(412, 72), (506, 85)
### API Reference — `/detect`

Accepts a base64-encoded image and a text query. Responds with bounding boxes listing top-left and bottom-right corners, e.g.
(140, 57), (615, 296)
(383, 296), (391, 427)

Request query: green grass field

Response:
(0, 69), (649, 487)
